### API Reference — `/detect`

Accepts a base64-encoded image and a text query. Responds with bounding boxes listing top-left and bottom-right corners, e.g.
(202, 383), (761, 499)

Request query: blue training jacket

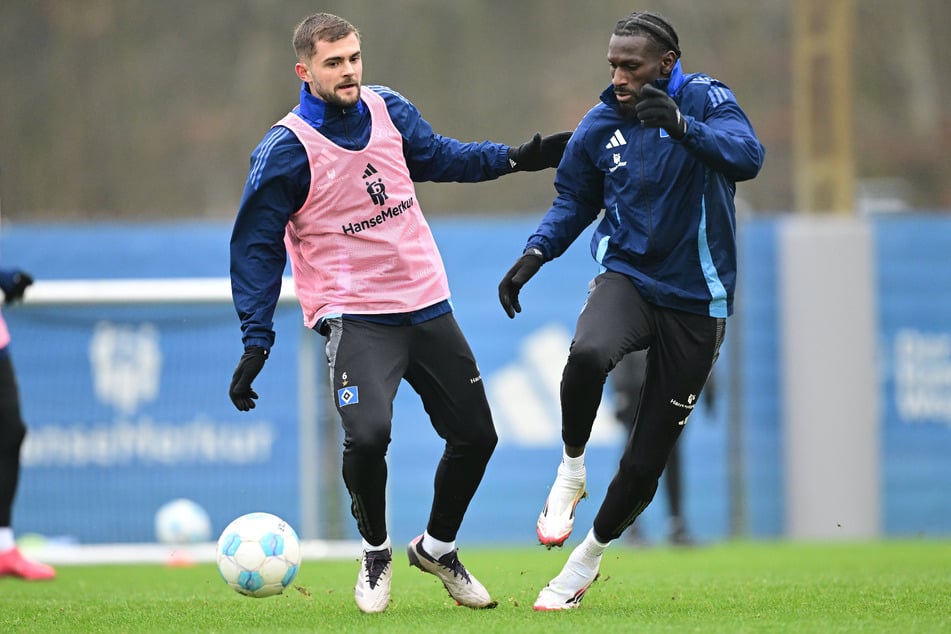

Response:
(230, 83), (512, 351)
(525, 61), (765, 318)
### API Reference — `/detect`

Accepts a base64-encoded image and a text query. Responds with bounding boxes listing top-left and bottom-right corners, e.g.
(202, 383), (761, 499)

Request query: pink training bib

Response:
(279, 88), (450, 327)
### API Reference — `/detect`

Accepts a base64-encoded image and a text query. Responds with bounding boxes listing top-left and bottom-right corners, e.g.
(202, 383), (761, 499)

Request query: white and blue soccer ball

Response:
(154, 498), (212, 544)
(215, 512), (302, 598)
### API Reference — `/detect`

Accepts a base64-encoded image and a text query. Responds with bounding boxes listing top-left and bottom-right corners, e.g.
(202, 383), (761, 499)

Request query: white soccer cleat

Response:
(536, 463), (587, 548)
(354, 547), (392, 614)
(533, 544), (601, 611)
(407, 534), (497, 609)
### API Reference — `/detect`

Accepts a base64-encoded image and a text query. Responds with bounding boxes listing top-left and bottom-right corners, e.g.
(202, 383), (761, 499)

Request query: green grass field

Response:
(2, 540), (949, 633)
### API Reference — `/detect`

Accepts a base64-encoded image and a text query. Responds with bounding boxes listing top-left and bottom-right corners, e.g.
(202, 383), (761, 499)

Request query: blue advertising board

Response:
(2, 214), (949, 545)
(6, 302), (304, 543)
(874, 215), (951, 536)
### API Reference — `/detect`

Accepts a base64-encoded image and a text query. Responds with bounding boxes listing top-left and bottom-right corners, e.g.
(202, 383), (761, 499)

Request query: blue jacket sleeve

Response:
(230, 126), (308, 351)
(377, 87), (511, 183)
(525, 126), (604, 260)
(679, 82), (765, 183)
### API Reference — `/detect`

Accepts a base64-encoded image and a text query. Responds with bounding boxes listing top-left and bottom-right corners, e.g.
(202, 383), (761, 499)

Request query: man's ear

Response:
(659, 51), (678, 76)
(294, 62), (310, 82)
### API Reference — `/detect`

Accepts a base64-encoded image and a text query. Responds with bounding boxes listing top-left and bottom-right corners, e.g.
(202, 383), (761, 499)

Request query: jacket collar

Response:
(600, 59), (686, 108)
(295, 81), (367, 128)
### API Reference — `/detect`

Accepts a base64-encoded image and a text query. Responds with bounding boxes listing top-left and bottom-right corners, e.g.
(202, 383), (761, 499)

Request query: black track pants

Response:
(322, 313), (497, 545)
(558, 272), (724, 541)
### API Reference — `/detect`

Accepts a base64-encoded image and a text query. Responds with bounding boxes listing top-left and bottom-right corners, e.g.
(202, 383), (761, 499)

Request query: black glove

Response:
(3, 271), (33, 303)
(635, 84), (687, 140)
(498, 249), (544, 318)
(508, 131), (572, 172)
(229, 346), (268, 411)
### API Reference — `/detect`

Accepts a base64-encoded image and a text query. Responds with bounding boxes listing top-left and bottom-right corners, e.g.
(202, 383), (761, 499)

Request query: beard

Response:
(612, 87), (643, 119)
(616, 101), (639, 119)
(315, 84), (361, 109)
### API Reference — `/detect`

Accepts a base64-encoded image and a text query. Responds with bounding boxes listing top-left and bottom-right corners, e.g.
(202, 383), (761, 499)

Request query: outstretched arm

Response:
(378, 87), (569, 182)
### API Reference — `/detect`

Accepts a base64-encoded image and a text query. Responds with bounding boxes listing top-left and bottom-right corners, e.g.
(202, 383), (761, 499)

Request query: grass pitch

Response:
(1, 539), (949, 633)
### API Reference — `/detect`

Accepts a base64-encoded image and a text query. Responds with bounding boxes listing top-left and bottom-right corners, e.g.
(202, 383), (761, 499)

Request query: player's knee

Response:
(641, 460), (667, 482)
(565, 341), (611, 378)
(620, 453), (667, 486)
(447, 421), (497, 464)
(454, 398), (498, 455)
(342, 421), (391, 460)
(462, 421), (498, 458)
(473, 425), (498, 458)
(621, 470), (661, 505)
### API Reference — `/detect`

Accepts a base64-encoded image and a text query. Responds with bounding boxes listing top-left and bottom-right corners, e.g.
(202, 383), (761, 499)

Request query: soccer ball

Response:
(154, 498), (212, 544)
(216, 512), (302, 598)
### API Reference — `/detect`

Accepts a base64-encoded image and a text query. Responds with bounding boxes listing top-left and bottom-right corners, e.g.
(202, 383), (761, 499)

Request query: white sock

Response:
(561, 448), (586, 476)
(422, 531), (455, 560)
(578, 527), (610, 560)
(0, 527), (14, 552)
(362, 535), (391, 553)
(553, 528), (608, 587)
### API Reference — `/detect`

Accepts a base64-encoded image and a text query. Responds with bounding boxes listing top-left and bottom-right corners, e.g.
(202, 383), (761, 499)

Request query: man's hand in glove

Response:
(635, 84), (687, 140)
(2, 270), (33, 303)
(498, 248), (544, 318)
(229, 346), (268, 411)
(508, 131), (572, 172)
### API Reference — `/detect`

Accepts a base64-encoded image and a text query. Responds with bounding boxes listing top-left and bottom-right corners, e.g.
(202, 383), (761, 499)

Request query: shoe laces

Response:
(436, 550), (471, 582)
(363, 550), (391, 589)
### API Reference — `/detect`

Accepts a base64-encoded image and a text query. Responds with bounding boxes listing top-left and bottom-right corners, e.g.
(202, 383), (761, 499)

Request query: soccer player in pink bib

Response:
(227, 12), (568, 614)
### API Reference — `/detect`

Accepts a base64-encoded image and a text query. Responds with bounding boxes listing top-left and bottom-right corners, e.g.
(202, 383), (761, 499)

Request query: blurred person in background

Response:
(0, 266), (55, 580)
(227, 12), (568, 614)
(498, 11), (763, 609)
